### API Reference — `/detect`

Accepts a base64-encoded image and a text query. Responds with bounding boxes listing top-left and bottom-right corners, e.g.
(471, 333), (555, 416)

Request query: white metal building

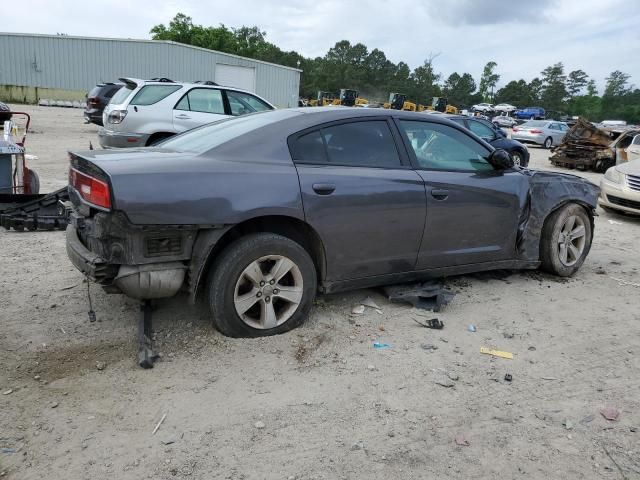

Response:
(0, 32), (301, 107)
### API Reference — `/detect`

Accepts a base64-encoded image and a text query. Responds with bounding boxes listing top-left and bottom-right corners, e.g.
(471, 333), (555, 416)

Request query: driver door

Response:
(397, 120), (530, 269)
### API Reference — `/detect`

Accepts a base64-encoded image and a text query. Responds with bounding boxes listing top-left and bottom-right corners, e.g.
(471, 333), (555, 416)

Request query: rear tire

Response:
(543, 137), (553, 149)
(540, 203), (592, 277)
(27, 169), (40, 194)
(208, 233), (317, 338)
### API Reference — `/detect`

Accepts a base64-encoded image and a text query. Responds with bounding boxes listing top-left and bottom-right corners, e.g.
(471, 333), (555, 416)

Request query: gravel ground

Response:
(1, 105), (639, 480)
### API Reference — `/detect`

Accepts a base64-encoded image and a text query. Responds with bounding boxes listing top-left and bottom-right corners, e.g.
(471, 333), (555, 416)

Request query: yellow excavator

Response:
(383, 93), (427, 112)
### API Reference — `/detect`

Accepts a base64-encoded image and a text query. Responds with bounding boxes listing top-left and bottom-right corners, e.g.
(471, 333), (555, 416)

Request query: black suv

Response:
(84, 83), (123, 126)
(447, 115), (530, 166)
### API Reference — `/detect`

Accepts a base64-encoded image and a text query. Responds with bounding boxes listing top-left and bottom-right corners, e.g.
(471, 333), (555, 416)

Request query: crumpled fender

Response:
(517, 170), (600, 261)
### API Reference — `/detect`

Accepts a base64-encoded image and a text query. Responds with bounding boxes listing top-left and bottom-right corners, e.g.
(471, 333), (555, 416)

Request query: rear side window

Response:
(468, 120), (495, 140)
(175, 88), (225, 114)
(293, 121), (401, 168)
(130, 85), (181, 106)
(227, 91), (272, 116)
(110, 85), (133, 105)
(291, 131), (327, 163)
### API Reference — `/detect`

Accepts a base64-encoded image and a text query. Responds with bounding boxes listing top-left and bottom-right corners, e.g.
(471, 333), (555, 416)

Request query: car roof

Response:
(120, 77), (258, 96)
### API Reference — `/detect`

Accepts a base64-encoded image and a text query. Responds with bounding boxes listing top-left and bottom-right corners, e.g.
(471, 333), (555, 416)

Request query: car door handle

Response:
(431, 189), (449, 200)
(312, 183), (336, 195)
(175, 114), (191, 119)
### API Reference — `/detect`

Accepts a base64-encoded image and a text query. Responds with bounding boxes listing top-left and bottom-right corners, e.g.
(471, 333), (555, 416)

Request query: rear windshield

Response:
(158, 110), (300, 154)
(110, 85), (134, 105)
(522, 120), (548, 127)
(130, 85), (182, 106)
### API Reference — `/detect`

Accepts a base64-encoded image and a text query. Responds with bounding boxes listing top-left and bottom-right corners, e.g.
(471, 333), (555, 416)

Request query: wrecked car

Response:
(65, 108), (599, 339)
(549, 117), (640, 172)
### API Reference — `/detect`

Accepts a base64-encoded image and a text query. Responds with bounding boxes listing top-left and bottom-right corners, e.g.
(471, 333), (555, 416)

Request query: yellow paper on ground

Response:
(480, 347), (513, 359)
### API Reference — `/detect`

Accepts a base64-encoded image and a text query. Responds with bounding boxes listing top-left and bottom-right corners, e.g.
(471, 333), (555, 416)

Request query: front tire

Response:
(208, 233), (317, 337)
(511, 150), (525, 167)
(540, 203), (592, 277)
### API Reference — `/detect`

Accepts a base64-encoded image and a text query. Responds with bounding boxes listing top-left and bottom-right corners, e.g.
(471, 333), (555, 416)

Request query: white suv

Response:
(99, 78), (275, 148)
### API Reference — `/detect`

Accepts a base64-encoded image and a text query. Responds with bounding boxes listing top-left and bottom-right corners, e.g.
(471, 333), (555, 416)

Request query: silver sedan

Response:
(512, 120), (569, 148)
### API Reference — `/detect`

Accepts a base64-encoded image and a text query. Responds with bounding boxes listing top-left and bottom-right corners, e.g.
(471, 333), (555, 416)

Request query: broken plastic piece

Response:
(504, 373), (513, 382)
(454, 435), (470, 446)
(373, 342), (391, 349)
(468, 324), (477, 332)
(480, 347), (513, 359)
(600, 407), (620, 421)
(412, 317), (444, 329)
(361, 296), (381, 310)
(383, 281), (455, 312)
(351, 305), (365, 315)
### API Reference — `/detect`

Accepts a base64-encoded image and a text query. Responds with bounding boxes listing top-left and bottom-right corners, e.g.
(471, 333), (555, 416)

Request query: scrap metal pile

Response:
(549, 118), (639, 172)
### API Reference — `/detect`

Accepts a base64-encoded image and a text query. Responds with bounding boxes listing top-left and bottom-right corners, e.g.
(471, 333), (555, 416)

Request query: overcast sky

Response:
(4, 0), (639, 91)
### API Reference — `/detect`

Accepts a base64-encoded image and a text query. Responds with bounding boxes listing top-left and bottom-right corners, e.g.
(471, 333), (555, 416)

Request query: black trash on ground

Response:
(382, 281), (455, 312)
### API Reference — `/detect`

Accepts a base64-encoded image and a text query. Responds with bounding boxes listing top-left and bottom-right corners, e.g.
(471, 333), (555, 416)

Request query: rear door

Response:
(173, 88), (227, 132)
(291, 118), (426, 281)
(396, 119), (529, 269)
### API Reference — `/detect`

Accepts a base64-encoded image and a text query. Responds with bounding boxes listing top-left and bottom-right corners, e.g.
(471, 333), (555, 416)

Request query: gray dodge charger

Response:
(66, 108), (599, 338)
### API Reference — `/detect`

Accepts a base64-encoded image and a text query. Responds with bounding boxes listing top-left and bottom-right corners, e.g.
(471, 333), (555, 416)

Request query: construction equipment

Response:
(0, 111), (69, 231)
(330, 89), (368, 107)
(309, 91), (335, 107)
(383, 93), (427, 112)
(429, 97), (458, 114)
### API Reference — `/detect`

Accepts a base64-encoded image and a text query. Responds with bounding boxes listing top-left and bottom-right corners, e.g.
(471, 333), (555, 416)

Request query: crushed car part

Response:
(549, 118), (640, 172)
(0, 187), (69, 231)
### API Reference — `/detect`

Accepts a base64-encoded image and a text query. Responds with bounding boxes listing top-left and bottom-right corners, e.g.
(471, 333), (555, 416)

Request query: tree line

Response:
(151, 14), (639, 122)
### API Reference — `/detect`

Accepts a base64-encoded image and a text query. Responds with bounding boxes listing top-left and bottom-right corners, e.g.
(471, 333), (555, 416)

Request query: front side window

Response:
(226, 91), (272, 116)
(632, 134), (640, 146)
(175, 88), (225, 114)
(130, 85), (181, 106)
(399, 120), (493, 172)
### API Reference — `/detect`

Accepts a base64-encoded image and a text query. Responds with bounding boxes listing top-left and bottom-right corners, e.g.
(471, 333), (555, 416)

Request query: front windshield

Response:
(158, 110), (300, 154)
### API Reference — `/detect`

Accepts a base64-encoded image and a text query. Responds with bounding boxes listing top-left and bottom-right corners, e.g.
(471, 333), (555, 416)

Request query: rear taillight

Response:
(107, 109), (127, 124)
(530, 129), (543, 134)
(513, 127), (519, 132)
(87, 97), (100, 107)
(69, 167), (111, 209)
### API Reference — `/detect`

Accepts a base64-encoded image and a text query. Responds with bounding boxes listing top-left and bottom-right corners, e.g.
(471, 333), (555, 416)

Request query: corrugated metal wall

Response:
(0, 33), (301, 107)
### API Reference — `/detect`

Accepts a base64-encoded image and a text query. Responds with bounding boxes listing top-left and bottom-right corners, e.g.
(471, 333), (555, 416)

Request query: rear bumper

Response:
(98, 127), (150, 148)
(66, 224), (187, 298)
(66, 224), (118, 283)
(512, 133), (545, 145)
(84, 110), (103, 126)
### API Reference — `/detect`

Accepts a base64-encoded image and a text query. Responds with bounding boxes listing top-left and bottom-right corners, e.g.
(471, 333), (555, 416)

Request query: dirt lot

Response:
(1, 105), (639, 479)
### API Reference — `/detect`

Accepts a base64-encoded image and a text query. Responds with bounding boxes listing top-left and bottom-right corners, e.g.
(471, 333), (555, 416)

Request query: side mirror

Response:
(488, 149), (514, 170)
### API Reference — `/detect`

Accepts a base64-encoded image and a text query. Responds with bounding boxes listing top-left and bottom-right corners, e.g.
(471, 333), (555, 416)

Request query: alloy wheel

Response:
(233, 255), (304, 329)
(557, 215), (586, 267)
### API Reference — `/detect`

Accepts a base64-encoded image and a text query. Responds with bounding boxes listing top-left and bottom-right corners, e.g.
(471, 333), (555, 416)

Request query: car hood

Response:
(616, 159), (640, 175)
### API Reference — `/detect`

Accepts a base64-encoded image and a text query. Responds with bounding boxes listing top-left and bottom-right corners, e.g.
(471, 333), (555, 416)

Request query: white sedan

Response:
(472, 103), (494, 112)
(494, 103), (517, 112)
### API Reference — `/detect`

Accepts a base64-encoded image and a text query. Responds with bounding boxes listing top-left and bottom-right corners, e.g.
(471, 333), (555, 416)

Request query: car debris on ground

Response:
(383, 281), (456, 311)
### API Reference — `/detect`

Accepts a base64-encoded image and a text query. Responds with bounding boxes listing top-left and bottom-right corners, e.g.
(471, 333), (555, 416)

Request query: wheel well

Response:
(146, 132), (175, 146)
(197, 215), (326, 296)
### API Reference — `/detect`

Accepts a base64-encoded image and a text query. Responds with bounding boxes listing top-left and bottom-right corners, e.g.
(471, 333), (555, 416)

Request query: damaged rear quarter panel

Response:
(518, 170), (599, 261)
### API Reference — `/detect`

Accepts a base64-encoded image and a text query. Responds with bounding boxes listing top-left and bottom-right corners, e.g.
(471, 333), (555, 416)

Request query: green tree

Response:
(566, 70), (589, 98)
(410, 55), (442, 105)
(478, 61), (500, 102)
(540, 63), (568, 112)
(495, 79), (532, 107)
(443, 72), (477, 107)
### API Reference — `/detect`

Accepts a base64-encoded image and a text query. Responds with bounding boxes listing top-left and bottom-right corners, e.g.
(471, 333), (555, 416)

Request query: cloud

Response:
(426, 0), (558, 25)
(1, 0), (638, 91)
